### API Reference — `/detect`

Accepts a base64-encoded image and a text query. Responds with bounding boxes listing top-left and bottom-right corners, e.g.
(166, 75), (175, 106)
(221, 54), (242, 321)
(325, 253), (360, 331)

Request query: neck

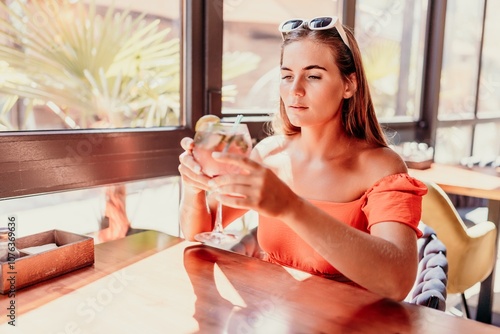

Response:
(296, 122), (353, 160)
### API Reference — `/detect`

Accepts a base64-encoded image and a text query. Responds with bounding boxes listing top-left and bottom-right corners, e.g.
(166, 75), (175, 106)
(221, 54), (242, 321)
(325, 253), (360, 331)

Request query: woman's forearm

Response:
(281, 196), (418, 301)
(179, 187), (213, 240)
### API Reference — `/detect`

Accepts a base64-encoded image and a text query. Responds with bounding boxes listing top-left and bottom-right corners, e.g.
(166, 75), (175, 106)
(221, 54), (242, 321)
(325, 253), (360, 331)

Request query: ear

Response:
(343, 73), (357, 99)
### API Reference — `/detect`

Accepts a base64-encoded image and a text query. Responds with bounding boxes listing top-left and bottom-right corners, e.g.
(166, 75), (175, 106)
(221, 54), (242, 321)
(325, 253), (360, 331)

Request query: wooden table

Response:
(410, 163), (500, 324)
(1, 231), (499, 333)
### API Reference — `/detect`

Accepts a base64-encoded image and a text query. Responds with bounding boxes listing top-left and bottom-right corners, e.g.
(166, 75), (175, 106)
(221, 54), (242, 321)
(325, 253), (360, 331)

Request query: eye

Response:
(281, 74), (293, 80)
(308, 75), (321, 80)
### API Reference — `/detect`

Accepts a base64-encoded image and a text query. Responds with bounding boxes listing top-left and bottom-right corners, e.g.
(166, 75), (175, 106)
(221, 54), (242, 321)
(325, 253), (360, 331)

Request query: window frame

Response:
(0, 0), (217, 200)
(419, 0), (500, 159)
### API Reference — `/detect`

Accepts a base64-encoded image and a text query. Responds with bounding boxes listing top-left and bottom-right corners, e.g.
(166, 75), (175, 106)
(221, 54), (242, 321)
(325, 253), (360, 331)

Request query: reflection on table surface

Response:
(0, 231), (499, 333)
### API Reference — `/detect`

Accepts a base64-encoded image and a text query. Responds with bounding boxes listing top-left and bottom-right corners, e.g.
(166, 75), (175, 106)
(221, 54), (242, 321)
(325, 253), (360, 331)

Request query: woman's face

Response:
(279, 39), (354, 129)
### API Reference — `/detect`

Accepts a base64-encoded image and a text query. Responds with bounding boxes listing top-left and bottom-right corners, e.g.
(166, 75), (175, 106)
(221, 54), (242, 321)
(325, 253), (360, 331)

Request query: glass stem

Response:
(213, 201), (224, 234)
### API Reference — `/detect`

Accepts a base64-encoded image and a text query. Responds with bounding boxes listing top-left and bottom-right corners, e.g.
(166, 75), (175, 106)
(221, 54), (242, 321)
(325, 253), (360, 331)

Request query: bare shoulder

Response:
(250, 135), (291, 163)
(359, 146), (408, 183)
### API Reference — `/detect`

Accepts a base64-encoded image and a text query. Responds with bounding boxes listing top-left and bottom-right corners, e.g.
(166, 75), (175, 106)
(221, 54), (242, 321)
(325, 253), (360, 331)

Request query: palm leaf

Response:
(0, 0), (180, 128)
(0, 0), (260, 130)
(0, 95), (17, 130)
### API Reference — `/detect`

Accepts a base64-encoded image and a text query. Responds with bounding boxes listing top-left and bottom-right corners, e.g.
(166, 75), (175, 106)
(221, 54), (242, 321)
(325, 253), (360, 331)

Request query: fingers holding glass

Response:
(178, 145), (211, 191)
(191, 120), (253, 245)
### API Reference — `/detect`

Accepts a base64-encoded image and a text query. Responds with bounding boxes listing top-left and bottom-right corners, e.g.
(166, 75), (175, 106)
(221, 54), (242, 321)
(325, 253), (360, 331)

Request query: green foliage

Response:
(0, 0), (182, 128)
(0, 0), (260, 130)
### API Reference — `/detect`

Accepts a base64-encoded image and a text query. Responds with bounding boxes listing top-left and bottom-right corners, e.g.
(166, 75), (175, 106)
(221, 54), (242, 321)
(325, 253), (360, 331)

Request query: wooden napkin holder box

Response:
(0, 229), (94, 294)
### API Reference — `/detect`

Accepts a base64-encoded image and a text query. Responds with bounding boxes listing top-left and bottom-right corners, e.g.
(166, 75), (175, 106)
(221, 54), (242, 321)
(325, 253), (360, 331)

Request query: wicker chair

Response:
(409, 222), (448, 311)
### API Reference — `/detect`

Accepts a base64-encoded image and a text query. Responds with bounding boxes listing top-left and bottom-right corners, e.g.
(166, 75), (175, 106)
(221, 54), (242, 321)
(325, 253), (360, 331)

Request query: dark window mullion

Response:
(473, 0), (488, 120)
(343, 0), (356, 29)
(183, 0), (206, 127)
(205, 0), (224, 119)
(468, 0), (488, 157)
(205, 0), (269, 141)
(417, 0), (447, 147)
(395, 0), (417, 117)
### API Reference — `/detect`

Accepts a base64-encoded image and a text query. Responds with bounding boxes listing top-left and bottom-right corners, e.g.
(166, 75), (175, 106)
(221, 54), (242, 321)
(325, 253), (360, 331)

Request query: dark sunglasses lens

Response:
(309, 17), (333, 28)
(281, 20), (303, 31)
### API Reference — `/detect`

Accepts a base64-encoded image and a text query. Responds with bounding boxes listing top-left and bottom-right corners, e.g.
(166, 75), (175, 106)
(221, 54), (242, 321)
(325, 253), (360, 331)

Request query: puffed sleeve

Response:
(362, 173), (428, 237)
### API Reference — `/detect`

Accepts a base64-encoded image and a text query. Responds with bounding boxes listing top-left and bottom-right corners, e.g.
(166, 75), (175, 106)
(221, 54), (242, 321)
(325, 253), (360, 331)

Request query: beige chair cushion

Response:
(421, 181), (496, 294)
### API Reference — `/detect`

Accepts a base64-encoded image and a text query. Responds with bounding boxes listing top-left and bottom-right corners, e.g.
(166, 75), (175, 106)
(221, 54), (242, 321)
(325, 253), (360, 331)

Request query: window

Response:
(355, 0), (428, 122)
(477, 0), (500, 119)
(472, 123), (500, 163)
(0, 0), (190, 201)
(0, 177), (182, 241)
(221, 0), (342, 137)
(438, 0), (483, 121)
(435, 126), (472, 164)
(0, 0), (181, 131)
(434, 0), (500, 164)
(0, 0), (186, 239)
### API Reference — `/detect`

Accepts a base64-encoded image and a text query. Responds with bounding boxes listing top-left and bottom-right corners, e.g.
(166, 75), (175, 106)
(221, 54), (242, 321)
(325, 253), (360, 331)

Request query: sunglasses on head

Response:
(278, 16), (351, 50)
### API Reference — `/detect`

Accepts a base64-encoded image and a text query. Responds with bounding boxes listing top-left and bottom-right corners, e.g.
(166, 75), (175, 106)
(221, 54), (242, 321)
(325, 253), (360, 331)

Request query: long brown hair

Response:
(270, 23), (388, 147)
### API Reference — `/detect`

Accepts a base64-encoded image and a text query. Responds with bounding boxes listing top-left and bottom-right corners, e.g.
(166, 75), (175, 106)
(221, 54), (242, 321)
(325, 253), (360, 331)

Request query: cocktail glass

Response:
(192, 121), (252, 244)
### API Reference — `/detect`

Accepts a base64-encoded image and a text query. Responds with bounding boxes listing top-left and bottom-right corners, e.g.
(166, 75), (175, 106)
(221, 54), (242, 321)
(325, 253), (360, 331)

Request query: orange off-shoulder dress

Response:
(257, 173), (428, 278)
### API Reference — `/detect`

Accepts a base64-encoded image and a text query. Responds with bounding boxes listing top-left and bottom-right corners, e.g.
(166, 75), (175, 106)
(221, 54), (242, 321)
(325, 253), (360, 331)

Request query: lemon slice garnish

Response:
(195, 115), (221, 131)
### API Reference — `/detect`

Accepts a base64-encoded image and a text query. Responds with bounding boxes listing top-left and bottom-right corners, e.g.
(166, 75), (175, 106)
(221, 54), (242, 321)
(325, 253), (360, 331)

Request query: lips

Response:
(289, 104), (308, 110)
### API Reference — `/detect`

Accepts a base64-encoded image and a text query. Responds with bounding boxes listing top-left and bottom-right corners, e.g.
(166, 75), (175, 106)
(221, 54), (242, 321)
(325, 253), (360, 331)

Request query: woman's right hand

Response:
(178, 137), (212, 192)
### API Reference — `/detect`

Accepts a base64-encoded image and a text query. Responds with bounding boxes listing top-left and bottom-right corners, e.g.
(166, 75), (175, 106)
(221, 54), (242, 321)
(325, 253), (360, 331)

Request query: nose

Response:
(290, 78), (305, 97)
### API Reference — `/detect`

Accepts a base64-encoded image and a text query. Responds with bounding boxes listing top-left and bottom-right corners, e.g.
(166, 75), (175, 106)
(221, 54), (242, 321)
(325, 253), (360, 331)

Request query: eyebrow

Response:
(280, 65), (328, 71)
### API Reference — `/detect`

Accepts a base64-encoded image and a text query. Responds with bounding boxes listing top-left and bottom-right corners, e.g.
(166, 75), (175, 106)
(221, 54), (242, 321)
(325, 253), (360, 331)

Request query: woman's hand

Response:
(178, 137), (212, 192)
(208, 152), (298, 218)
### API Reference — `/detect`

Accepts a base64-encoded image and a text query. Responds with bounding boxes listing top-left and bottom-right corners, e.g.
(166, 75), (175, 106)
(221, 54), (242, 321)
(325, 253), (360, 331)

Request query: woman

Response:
(178, 17), (427, 301)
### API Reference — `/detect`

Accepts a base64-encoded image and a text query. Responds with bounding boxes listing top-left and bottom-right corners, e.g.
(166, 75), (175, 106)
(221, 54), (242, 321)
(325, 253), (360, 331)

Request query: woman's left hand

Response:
(208, 152), (298, 218)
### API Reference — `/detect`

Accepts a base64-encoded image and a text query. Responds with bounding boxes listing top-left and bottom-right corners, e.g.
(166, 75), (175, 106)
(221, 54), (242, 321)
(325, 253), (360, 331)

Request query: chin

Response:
(286, 115), (302, 128)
